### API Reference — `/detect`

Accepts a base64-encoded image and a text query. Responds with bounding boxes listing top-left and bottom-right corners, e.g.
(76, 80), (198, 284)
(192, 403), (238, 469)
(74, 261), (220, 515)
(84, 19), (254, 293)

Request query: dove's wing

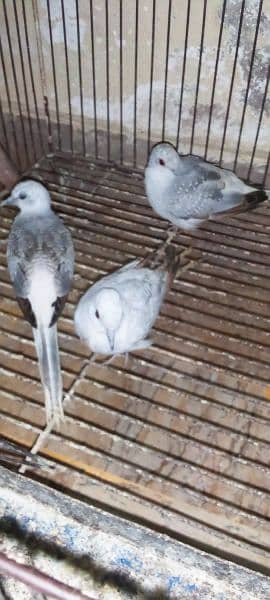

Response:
(7, 228), (34, 298)
(120, 270), (163, 309)
(116, 260), (169, 340)
(169, 155), (266, 222)
(7, 214), (74, 325)
(168, 158), (224, 221)
(47, 218), (74, 326)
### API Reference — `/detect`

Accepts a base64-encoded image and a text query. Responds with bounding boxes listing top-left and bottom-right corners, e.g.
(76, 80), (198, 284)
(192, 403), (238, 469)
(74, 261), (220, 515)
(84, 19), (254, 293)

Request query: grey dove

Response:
(74, 244), (194, 357)
(2, 180), (74, 425)
(145, 142), (267, 239)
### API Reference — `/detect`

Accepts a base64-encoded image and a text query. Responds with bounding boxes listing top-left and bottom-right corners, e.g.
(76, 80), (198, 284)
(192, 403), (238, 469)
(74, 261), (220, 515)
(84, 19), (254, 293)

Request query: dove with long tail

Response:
(145, 142), (268, 243)
(2, 180), (74, 425)
(74, 243), (197, 358)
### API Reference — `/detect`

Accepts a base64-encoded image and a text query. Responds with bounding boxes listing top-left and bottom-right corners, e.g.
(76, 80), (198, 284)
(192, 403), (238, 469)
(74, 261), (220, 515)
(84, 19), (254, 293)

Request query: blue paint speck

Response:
(186, 582), (198, 593)
(168, 576), (182, 591)
(114, 552), (143, 573)
(117, 557), (133, 569)
(62, 525), (78, 549)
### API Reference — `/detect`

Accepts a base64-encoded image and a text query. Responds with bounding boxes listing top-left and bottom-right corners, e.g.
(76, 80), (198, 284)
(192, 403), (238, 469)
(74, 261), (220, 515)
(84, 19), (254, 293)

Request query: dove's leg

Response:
(89, 353), (98, 364)
(88, 353), (116, 366)
(101, 354), (118, 365)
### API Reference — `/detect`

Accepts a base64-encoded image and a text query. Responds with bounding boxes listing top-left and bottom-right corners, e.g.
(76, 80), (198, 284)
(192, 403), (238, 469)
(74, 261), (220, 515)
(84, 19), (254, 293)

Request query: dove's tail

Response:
(214, 189), (268, 218)
(33, 323), (64, 426)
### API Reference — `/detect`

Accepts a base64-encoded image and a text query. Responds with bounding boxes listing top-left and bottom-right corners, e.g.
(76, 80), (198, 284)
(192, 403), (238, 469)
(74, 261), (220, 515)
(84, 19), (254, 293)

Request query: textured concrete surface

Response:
(0, 465), (269, 599)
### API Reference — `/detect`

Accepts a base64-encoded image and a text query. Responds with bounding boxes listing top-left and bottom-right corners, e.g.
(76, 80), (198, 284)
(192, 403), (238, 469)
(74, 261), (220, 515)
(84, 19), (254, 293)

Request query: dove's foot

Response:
(165, 225), (178, 245)
(179, 247), (193, 261)
(176, 250), (203, 277)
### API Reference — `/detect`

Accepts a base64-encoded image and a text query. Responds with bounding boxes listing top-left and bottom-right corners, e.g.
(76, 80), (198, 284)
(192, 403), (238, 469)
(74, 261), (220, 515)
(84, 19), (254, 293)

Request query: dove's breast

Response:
(145, 165), (175, 218)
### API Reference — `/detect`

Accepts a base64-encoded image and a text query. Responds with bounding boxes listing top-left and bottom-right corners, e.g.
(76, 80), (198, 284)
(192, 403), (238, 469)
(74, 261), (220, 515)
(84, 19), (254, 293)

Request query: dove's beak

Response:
(2, 195), (15, 207)
(107, 330), (115, 352)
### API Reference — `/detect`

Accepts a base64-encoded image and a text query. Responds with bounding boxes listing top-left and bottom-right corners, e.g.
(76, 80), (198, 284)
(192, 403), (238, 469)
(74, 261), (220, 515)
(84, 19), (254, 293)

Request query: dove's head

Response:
(147, 142), (181, 173)
(2, 180), (51, 214)
(93, 287), (123, 352)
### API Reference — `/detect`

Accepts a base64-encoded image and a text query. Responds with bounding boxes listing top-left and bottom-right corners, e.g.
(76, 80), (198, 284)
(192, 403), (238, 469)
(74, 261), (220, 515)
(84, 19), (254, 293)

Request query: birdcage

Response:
(0, 1), (269, 597)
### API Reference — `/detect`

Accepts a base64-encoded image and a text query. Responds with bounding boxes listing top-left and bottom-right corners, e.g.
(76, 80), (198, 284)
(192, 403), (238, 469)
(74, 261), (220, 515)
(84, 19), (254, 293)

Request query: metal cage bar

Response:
(0, 0), (268, 178)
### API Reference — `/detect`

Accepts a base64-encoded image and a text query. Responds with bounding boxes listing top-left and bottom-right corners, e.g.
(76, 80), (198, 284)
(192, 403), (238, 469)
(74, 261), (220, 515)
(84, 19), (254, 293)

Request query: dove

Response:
(2, 180), (74, 425)
(74, 244), (194, 358)
(145, 142), (268, 240)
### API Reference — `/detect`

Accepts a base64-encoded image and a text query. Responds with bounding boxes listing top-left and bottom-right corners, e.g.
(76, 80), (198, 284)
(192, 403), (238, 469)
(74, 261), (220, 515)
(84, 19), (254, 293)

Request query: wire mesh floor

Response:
(1, 154), (270, 572)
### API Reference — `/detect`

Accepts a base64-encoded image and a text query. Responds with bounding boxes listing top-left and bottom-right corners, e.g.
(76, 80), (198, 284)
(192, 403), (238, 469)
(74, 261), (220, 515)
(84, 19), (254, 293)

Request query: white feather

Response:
(28, 265), (56, 327)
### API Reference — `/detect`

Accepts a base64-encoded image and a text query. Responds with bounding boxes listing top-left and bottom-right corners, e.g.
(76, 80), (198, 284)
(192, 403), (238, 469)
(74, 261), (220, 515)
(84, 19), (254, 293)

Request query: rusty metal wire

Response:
(0, 551), (95, 600)
(0, 1), (268, 183)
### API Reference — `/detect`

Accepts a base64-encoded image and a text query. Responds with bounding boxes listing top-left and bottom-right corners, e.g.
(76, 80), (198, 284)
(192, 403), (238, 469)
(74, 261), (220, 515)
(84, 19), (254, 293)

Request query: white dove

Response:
(74, 244), (194, 358)
(2, 180), (74, 425)
(145, 142), (268, 240)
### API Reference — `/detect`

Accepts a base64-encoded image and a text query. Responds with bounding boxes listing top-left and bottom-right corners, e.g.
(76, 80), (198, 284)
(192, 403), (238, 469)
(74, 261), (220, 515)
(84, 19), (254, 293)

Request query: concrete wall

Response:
(0, 0), (269, 181)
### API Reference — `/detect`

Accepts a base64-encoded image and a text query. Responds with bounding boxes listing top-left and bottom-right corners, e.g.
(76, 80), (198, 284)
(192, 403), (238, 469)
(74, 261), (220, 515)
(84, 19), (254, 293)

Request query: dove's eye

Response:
(95, 309), (100, 319)
(159, 158), (165, 166)
(19, 192), (27, 199)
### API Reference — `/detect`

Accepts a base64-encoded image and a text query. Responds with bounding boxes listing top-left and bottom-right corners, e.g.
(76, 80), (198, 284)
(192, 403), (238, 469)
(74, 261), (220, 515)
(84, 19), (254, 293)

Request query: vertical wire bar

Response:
(32, 0), (52, 153)
(247, 66), (269, 181)
(0, 35), (21, 169)
(147, 0), (156, 155)
(105, 0), (111, 161)
(75, 0), (86, 155)
(119, 0), (123, 163)
(2, 0), (30, 165)
(161, 0), (172, 141)
(89, 0), (98, 159)
(61, 0), (73, 154)
(176, 0), (191, 149)
(21, 0), (44, 154)
(190, 0), (208, 154)
(233, 0), (264, 172)
(204, 0), (227, 160)
(46, 0), (61, 150)
(0, 96), (10, 159)
(219, 0), (246, 165)
(12, 0), (36, 162)
(262, 151), (270, 187)
(133, 0), (139, 167)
